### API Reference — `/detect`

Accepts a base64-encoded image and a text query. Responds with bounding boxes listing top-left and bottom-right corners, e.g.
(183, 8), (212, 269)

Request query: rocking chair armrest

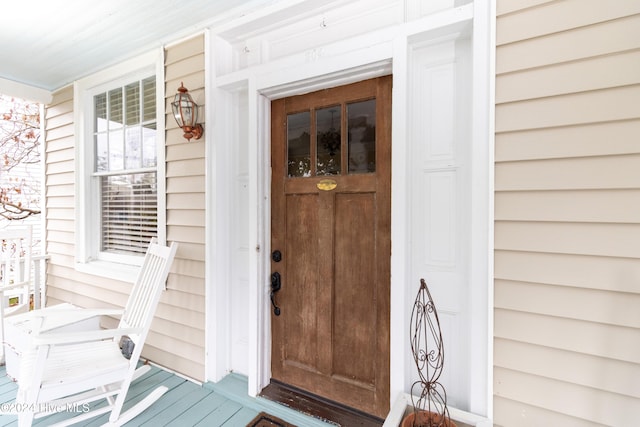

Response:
(29, 308), (124, 319)
(26, 308), (124, 333)
(31, 327), (142, 346)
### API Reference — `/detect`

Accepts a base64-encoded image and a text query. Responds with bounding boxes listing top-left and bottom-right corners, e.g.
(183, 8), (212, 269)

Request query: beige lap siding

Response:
(494, 1), (640, 425)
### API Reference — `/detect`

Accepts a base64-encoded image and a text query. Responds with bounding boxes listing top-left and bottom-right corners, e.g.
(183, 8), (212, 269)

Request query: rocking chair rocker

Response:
(14, 238), (178, 427)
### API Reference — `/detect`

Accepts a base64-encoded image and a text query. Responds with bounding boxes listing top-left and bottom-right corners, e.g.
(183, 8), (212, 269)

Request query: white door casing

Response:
(205, 1), (494, 417)
(407, 36), (472, 410)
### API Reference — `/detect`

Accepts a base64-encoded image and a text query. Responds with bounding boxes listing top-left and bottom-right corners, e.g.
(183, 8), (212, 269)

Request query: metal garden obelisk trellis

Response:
(408, 278), (452, 427)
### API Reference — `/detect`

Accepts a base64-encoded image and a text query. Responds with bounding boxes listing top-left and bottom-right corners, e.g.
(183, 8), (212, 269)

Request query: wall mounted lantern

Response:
(171, 82), (203, 141)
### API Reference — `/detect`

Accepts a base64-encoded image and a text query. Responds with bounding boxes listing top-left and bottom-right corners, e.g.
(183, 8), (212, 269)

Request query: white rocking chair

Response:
(15, 238), (178, 427)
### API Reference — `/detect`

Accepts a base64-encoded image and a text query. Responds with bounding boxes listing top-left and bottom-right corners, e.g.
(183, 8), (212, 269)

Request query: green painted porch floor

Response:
(0, 364), (335, 427)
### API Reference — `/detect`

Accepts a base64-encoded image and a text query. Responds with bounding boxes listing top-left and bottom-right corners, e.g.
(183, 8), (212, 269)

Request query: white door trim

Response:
(205, 3), (494, 417)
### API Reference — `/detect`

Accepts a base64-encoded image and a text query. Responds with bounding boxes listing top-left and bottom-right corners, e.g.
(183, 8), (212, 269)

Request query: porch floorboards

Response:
(0, 364), (335, 426)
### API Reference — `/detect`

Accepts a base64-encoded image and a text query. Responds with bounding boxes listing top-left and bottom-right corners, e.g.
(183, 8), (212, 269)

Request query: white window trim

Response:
(74, 49), (166, 282)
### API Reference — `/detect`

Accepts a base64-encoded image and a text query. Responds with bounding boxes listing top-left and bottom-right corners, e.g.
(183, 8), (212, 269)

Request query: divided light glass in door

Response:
(286, 99), (376, 178)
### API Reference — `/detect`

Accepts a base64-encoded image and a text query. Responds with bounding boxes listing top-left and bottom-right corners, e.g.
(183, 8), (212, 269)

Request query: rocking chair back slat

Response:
(122, 239), (171, 328)
(122, 238), (175, 335)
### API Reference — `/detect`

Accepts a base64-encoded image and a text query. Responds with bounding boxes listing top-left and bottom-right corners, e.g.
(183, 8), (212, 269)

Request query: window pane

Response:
(95, 133), (108, 172)
(287, 111), (311, 178)
(142, 123), (157, 168)
(101, 173), (157, 255)
(316, 106), (341, 176)
(348, 99), (376, 174)
(125, 126), (141, 169)
(142, 77), (156, 122)
(125, 83), (140, 125)
(108, 129), (124, 170)
(108, 89), (123, 128)
(95, 93), (107, 132)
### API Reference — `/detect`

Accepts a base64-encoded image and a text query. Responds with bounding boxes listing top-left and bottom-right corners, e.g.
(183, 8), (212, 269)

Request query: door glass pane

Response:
(348, 99), (376, 174)
(287, 111), (311, 177)
(317, 106), (341, 175)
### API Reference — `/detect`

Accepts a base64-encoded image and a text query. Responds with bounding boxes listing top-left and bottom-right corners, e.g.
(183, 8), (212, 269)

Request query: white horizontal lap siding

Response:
(161, 35), (206, 381)
(494, 1), (640, 426)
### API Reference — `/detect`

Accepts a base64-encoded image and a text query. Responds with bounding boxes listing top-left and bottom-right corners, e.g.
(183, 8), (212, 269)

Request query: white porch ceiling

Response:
(0, 0), (278, 100)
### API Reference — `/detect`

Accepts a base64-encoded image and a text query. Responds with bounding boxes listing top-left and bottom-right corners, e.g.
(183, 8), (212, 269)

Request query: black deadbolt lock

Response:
(272, 250), (282, 263)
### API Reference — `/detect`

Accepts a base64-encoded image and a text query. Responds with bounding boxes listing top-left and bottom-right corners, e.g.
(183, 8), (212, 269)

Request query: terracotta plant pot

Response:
(401, 410), (457, 427)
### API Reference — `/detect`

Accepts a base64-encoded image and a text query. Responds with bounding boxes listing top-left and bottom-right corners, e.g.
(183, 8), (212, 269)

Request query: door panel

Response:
(284, 194), (319, 370)
(271, 76), (391, 418)
(333, 192), (376, 384)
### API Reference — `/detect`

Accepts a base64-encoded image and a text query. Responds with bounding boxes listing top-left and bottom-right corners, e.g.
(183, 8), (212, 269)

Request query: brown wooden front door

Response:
(270, 76), (391, 418)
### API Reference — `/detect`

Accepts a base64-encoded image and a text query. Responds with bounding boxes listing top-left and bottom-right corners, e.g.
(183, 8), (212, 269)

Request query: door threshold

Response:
(260, 380), (384, 427)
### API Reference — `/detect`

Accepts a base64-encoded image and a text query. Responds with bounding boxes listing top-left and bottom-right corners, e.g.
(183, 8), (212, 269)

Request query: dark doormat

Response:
(247, 412), (297, 427)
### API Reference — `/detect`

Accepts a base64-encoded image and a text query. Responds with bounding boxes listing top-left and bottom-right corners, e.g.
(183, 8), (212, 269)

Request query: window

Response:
(94, 77), (157, 256)
(75, 51), (164, 279)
